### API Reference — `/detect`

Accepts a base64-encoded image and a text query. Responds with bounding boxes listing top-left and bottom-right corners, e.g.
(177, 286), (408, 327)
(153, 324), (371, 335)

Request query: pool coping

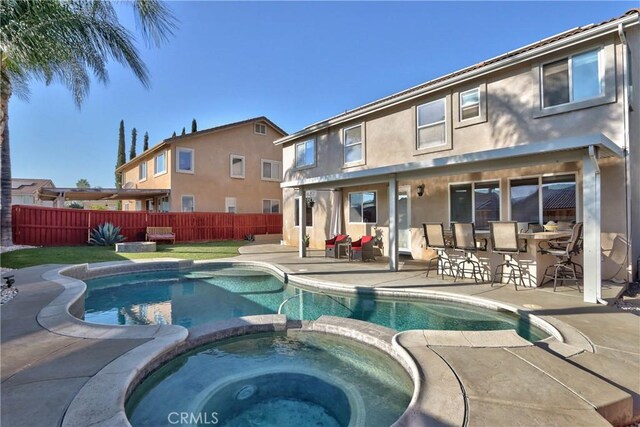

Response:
(37, 259), (598, 426)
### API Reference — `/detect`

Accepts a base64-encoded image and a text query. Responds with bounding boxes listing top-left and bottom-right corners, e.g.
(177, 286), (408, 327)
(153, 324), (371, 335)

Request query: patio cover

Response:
(38, 188), (170, 201)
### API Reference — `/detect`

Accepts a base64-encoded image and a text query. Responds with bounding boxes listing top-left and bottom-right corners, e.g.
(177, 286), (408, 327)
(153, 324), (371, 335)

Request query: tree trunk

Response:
(0, 74), (13, 247)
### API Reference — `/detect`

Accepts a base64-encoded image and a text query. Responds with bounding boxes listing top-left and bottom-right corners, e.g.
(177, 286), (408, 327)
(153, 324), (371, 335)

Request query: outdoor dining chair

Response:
(489, 221), (526, 290)
(538, 222), (584, 292)
(452, 222), (486, 284)
(422, 223), (455, 280)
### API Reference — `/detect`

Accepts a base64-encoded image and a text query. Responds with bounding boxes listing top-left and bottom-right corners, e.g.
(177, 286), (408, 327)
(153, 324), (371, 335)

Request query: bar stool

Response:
(489, 221), (526, 290)
(538, 222), (584, 292)
(452, 222), (486, 283)
(422, 223), (455, 279)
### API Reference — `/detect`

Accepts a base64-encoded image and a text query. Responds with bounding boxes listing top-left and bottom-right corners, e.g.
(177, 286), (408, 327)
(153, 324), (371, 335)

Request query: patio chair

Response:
(452, 222), (486, 284)
(422, 223), (455, 279)
(538, 222), (583, 292)
(351, 236), (375, 261)
(489, 221), (526, 290)
(325, 234), (349, 258)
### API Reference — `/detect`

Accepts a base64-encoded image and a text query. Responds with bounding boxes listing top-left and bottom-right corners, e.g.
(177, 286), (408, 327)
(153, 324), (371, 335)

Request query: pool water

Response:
(126, 332), (413, 427)
(84, 267), (548, 341)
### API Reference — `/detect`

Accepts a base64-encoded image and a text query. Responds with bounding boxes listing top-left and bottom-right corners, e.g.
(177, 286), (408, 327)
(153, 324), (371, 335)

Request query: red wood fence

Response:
(11, 205), (282, 246)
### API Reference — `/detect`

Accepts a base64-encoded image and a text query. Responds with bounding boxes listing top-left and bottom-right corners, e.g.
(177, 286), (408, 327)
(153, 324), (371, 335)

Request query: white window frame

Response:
(225, 197), (237, 213)
(507, 172), (580, 224)
(138, 162), (147, 182)
(135, 200), (142, 211)
(343, 123), (365, 166)
(262, 199), (280, 214)
(176, 147), (195, 174)
(261, 159), (282, 181)
(154, 151), (167, 176)
(540, 47), (604, 109)
(254, 123), (267, 135)
(459, 88), (480, 121)
(416, 97), (448, 151)
(447, 179), (502, 229)
(294, 196), (313, 227)
(294, 138), (316, 169)
(229, 155), (245, 179)
(181, 195), (195, 212)
(348, 190), (378, 224)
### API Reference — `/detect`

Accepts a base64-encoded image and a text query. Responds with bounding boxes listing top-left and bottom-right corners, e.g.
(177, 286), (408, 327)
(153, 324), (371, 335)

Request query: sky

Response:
(9, 1), (637, 188)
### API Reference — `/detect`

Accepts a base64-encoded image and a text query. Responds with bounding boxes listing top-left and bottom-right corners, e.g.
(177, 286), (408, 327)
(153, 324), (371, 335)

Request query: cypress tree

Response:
(129, 128), (137, 160)
(181, 127), (186, 136)
(172, 131), (176, 137)
(143, 132), (149, 151)
(115, 120), (126, 188)
(191, 118), (197, 133)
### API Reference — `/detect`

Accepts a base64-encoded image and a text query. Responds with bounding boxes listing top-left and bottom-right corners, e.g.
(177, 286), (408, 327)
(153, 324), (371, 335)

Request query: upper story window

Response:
(417, 98), (446, 150)
(295, 138), (316, 169)
(542, 49), (602, 108)
(261, 159), (282, 181)
(176, 148), (194, 173)
(344, 124), (364, 165)
(459, 88), (480, 121)
(154, 152), (166, 175)
(139, 162), (147, 181)
(254, 123), (267, 135)
(230, 155), (245, 178)
(348, 191), (377, 223)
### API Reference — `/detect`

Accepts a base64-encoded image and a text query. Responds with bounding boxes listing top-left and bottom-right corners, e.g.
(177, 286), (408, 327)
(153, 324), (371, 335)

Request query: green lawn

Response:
(0, 241), (245, 269)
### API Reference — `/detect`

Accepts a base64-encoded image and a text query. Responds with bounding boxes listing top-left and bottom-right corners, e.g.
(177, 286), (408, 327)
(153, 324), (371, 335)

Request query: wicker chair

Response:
(452, 222), (486, 283)
(489, 221), (526, 290)
(538, 222), (584, 292)
(325, 234), (349, 258)
(422, 223), (455, 279)
(351, 236), (375, 261)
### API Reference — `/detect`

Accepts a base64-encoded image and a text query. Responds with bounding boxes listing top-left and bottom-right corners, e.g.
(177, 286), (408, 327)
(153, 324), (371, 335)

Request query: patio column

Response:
(299, 188), (307, 258)
(583, 146), (601, 303)
(388, 175), (399, 271)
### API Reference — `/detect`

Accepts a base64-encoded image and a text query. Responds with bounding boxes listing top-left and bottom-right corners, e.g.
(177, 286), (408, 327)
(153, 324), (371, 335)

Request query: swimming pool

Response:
(126, 331), (413, 427)
(83, 266), (548, 341)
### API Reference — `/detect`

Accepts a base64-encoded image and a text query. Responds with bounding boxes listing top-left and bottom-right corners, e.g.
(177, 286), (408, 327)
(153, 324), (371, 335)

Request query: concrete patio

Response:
(1, 244), (639, 426)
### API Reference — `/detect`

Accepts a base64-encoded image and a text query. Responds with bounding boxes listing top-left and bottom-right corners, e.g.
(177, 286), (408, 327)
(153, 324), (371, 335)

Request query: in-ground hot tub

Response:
(126, 331), (413, 427)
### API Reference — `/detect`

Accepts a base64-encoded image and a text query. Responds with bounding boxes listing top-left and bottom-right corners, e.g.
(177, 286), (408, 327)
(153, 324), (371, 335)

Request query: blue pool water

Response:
(83, 267), (548, 341)
(126, 332), (413, 427)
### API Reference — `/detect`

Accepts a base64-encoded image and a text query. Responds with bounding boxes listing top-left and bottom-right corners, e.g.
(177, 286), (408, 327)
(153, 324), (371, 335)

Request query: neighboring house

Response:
(116, 117), (287, 213)
(11, 178), (55, 206)
(276, 9), (639, 304)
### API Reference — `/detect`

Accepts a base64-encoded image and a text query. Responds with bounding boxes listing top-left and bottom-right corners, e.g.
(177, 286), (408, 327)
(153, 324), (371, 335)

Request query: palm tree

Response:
(0, 0), (176, 246)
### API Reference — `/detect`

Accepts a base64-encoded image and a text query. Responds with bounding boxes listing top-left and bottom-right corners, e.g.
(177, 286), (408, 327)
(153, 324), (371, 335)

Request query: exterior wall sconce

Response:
(305, 197), (315, 208)
(417, 184), (425, 197)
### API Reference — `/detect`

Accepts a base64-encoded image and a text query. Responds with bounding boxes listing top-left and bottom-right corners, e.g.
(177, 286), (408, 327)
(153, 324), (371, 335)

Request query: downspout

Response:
(587, 146), (607, 305)
(617, 23), (633, 286)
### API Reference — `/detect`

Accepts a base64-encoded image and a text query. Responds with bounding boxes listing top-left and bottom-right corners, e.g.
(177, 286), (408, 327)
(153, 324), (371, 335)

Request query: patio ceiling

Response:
(38, 188), (170, 201)
(281, 133), (623, 190)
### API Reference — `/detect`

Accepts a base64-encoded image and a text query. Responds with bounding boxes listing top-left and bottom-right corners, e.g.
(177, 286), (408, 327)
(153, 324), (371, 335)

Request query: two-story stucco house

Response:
(276, 9), (640, 304)
(116, 117), (287, 214)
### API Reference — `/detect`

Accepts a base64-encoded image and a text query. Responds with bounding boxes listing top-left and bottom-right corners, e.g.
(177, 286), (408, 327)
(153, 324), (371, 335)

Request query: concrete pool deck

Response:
(1, 245), (639, 426)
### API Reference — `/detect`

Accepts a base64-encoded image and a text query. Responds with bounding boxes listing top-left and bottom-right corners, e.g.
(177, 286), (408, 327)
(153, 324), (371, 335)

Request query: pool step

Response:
(396, 330), (633, 426)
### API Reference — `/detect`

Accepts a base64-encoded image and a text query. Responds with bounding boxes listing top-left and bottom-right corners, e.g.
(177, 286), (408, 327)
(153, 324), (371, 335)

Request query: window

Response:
(344, 124), (364, 164)
(145, 199), (154, 212)
(261, 159), (282, 181)
(230, 155), (245, 178)
(181, 195), (194, 212)
(460, 88), (480, 121)
(176, 148), (194, 173)
(349, 191), (377, 223)
(135, 200), (142, 211)
(262, 199), (280, 213)
(295, 138), (316, 168)
(139, 162), (147, 181)
(510, 175), (576, 224)
(417, 98), (446, 150)
(254, 123), (267, 135)
(449, 182), (500, 230)
(225, 197), (237, 213)
(159, 196), (170, 212)
(154, 152), (166, 175)
(542, 49), (601, 108)
(294, 197), (313, 227)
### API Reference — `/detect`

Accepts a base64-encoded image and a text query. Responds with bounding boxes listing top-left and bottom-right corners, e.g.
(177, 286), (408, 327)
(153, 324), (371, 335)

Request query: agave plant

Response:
(89, 223), (126, 246)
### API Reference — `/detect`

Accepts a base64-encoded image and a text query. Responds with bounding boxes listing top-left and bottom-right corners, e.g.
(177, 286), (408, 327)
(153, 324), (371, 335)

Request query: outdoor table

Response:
(337, 241), (352, 261)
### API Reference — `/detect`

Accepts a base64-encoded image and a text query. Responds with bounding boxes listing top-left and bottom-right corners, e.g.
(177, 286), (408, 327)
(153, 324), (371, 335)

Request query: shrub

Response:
(89, 223), (126, 246)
